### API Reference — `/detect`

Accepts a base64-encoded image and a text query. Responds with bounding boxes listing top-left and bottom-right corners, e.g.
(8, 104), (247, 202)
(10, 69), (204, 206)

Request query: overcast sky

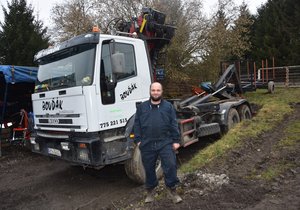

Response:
(0, 0), (267, 28)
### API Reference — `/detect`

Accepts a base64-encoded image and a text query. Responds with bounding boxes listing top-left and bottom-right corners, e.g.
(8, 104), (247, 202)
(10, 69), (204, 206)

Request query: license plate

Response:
(48, 148), (62, 157)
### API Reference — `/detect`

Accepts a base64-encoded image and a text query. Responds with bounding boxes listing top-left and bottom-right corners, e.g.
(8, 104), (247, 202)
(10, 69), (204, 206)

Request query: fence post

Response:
(254, 62), (257, 88)
(247, 60), (249, 80)
(266, 59), (268, 82)
(272, 57), (275, 79)
(238, 61), (241, 79)
(262, 60), (264, 83)
(285, 67), (289, 87)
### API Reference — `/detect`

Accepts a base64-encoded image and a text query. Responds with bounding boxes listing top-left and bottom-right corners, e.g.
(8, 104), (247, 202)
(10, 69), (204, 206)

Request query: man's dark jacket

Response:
(133, 99), (180, 151)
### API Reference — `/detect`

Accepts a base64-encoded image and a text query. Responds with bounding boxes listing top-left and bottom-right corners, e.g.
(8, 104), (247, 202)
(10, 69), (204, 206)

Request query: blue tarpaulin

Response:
(0, 65), (38, 156)
(0, 65), (38, 144)
(0, 65), (37, 84)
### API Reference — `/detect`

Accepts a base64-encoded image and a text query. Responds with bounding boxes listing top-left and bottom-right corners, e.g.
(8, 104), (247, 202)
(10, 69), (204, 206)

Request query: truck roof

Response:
(34, 32), (143, 62)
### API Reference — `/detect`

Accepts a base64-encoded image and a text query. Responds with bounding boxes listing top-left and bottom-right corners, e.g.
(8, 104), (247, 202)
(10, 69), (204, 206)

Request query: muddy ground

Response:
(0, 104), (299, 210)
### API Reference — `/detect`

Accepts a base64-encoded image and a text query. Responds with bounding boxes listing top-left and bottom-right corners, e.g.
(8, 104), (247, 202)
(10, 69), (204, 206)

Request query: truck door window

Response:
(114, 43), (137, 81)
(100, 43), (115, 104)
(100, 42), (137, 105)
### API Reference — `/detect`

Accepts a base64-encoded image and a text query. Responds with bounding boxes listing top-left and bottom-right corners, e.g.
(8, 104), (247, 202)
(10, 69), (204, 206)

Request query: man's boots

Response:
(167, 187), (183, 204)
(145, 188), (155, 203)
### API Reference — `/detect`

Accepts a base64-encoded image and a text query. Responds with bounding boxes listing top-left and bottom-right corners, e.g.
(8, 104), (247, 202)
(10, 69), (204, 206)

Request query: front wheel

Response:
(124, 146), (163, 184)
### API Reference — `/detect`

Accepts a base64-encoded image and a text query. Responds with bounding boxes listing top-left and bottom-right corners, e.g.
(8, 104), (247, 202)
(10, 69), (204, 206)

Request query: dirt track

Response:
(0, 104), (299, 210)
(0, 147), (141, 210)
(0, 132), (213, 210)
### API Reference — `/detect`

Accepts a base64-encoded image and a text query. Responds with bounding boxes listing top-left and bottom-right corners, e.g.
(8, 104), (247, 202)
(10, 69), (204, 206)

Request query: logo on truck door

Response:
(42, 98), (63, 110)
(120, 83), (137, 100)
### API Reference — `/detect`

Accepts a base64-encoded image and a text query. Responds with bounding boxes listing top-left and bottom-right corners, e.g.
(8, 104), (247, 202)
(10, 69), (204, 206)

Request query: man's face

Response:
(150, 83), (163, 102)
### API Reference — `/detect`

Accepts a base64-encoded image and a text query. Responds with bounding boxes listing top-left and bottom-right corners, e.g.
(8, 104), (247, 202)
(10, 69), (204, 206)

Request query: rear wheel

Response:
(124, 146), (163, 184)
(268, 81), (275, 93)
(223, 108), (240, 133)
(238, 105), (252, 120)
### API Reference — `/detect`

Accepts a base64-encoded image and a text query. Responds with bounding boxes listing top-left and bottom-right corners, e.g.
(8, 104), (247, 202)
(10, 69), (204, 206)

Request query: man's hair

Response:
(149, 82), (163, 90)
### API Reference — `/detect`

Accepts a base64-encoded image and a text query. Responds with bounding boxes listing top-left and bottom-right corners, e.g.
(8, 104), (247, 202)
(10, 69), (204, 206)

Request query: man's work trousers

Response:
(141, 143), (179, 189)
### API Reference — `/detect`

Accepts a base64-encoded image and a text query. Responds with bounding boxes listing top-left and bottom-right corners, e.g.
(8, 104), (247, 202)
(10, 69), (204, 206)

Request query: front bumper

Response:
(30, 132), (133, 167)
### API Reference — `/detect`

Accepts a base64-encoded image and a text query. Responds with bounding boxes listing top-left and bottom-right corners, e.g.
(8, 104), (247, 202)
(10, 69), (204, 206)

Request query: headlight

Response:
(78, 149), (90, 162)
(61, 142), (70, 151)
(30, 137), (36, 144)
(34, 143), (40, 151)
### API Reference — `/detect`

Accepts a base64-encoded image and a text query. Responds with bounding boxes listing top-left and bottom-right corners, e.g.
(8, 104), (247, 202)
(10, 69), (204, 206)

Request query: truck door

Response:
(100, 41), (140, 102)
(98, 40), (147, 130)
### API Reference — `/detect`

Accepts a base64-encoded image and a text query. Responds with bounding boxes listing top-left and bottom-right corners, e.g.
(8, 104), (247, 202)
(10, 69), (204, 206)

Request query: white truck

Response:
(30, 8), (252, 183)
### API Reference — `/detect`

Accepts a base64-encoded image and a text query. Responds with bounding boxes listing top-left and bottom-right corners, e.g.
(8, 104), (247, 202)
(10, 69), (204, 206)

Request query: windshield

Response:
(35, 44), (96, 92)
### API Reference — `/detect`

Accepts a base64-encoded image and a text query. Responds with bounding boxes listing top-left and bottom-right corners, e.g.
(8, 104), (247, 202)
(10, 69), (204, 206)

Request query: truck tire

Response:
(223, 108), (240, 133)
(268, 81), (275, 93)
(238, 104), (252, 120)
(124, 146), (163, 184)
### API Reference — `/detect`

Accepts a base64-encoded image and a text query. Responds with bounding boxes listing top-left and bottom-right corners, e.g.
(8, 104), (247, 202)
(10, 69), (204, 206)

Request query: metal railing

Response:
(221, 60), (300, 88)
(257, 65), (300, 87)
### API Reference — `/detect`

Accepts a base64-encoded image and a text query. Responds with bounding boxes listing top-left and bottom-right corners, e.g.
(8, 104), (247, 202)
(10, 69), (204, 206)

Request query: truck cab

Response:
(31, 33), (152, 167)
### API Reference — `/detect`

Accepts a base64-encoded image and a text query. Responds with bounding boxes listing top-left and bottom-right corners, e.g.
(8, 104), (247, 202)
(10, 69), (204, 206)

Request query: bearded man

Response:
(133, 82), (182, 204)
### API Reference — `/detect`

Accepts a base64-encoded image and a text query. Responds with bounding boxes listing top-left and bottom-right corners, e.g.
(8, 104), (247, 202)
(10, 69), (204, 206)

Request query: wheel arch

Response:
(124, 114), (135, 139)
(219, 99), (251, 126)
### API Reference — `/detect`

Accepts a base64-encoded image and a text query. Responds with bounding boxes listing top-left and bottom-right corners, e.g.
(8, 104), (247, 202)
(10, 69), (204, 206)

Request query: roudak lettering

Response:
(120, 83), (137, 100)
(42, 98), (63, 110)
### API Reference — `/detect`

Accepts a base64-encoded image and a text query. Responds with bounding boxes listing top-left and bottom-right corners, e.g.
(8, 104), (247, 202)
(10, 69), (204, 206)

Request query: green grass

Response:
(277, 120), (300, 148)
(255, 119), (300, 181)
(180, 88), (300, 173)
(260, 162), (294, 181)
(247, 109), (300, 181)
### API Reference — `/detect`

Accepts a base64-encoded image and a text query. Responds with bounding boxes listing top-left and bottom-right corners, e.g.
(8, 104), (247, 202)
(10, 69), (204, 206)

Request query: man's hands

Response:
(173, 143), (180, 151)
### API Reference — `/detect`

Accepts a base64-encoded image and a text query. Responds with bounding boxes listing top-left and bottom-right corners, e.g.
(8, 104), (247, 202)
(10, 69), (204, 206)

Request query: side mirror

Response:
(105, 53), (125, 91)
(111, 52), (125, 74)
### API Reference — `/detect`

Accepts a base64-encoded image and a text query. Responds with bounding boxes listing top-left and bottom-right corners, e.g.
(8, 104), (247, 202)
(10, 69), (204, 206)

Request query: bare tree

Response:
(50, 0), (158, 41)
(51, 0), (98, 41)
(161, 0), (209, 81)
(92, 0), (156, 32)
